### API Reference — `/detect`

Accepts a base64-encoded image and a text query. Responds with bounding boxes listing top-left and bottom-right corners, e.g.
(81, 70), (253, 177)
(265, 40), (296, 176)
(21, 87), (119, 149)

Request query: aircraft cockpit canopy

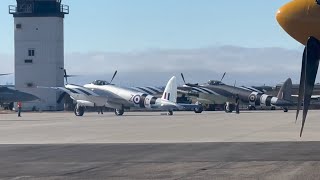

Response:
(92, 80), (110, 86)
(317, 0), (320, 5)
(207, 80), (225, 85)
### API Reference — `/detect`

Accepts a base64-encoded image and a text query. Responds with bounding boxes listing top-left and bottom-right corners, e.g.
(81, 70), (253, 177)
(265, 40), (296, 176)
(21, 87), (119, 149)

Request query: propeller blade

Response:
(0, 73), (11, 76)
(57, 92), (67, 104)
(296, 48), (306, 123)
(110, 70), (118, 84)
(220, 72), (226, 82)
(63, 69), (68, 84)
(299, 36), (320, 137)
(234, 80), (236, 87)
(181, 73), (186, 84)
(64, 75), (78, 78)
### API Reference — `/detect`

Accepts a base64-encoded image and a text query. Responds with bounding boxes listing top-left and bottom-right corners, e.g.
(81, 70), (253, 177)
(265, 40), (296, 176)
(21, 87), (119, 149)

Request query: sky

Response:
(0, 0), (297, 53)
(0, 0), (307, 86)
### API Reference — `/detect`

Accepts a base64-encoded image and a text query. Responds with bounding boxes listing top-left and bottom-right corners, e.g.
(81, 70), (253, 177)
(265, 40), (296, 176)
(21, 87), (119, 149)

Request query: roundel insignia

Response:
(249, 94), (256, 102)
(133, 95), (141, 104)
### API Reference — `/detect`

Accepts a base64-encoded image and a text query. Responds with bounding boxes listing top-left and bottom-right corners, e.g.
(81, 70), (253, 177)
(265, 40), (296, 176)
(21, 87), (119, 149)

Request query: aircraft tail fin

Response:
(161, 76), (177, 103)
(277, 78), (292, 101)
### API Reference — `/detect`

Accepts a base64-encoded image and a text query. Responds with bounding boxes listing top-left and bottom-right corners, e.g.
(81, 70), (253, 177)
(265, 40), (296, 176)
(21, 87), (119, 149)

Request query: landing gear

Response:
(114, 108), (124, 116)
(74, 105), (85, 116)
(168, 110), (173, 116)
(194, 102), (203, 113)
(271, 106), (276, 110)
(204, 104), (215, 111)
(283, 107), (288, 112)
(248, 105), (256, 111)
(224, 102), (234, 113)
(194, 106), (203, 113)
(9, 102), (14, 111)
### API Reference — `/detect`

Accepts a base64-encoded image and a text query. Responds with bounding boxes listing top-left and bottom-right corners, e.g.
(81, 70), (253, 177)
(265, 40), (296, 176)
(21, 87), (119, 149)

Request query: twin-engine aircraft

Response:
(277, 0), (320, 136)
(179, 73), (295, 113)
(0, 73), (39, 109)
(47, 70), (203, 116)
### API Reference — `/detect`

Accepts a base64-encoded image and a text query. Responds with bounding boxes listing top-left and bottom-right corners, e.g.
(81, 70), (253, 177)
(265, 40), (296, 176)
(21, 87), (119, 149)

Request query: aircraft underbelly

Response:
(199, 94), (228, 104)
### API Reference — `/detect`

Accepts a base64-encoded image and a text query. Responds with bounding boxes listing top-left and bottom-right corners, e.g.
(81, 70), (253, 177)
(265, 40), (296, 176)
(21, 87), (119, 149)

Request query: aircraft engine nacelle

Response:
(132, 94), (158, 109)
(76, 100), (95, 107)
(248, 92), (277, 107)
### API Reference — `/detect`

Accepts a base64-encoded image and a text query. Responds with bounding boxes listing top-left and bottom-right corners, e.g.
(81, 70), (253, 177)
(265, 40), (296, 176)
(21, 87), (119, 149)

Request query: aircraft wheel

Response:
(168, 110), (173, 116)
(9, 102), (14, 111)
(115, 109), (124, 116)
(271, 106), (276, 110)
(283, 107), (288, 112)
(194, 106), (203, 113)
(74, 106), (85, 116)
(224, 103), (232, 113)
(248, 106), (256, 111)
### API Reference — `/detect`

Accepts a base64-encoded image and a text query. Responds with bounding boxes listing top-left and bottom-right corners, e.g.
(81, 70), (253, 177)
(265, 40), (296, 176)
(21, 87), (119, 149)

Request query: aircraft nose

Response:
(276, 0), (307, 44)
(275, 5), (287, 28)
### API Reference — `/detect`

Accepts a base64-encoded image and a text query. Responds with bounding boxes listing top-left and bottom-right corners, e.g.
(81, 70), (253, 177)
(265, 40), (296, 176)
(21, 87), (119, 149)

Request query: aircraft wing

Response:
(239, 86), (265, 94)
(37, 86), (85, 95)
(129, 86), (164, 95)
(291, 95), (320, 100)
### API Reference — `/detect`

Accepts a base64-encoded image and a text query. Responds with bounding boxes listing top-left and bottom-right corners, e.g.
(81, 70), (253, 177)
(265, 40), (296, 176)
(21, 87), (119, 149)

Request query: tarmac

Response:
(1, 110), (320, 179)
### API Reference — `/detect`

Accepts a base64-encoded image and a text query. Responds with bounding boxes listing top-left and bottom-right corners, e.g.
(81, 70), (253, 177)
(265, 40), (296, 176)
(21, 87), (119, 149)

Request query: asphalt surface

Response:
(1, 111), (320, 179)
(2, 142), (320, 179)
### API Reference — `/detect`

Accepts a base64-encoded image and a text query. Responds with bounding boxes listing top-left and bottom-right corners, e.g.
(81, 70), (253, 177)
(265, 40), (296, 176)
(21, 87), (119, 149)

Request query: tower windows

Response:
(26, 82), (35, 88)
(16, 23), (22, 29)
(24, 59), (33, 63)
(28, 49), (35, 56)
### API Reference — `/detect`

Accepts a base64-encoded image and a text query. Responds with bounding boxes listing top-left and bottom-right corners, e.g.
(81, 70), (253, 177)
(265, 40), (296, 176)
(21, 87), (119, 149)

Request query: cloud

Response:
(0, 53), (14, 85)
(65, 46), (304, 86)
(1, 46), (305, 86)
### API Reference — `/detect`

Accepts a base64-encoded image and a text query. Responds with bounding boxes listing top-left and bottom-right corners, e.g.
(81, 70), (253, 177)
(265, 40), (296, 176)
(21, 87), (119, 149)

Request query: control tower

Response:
(9, 0), (69, 111)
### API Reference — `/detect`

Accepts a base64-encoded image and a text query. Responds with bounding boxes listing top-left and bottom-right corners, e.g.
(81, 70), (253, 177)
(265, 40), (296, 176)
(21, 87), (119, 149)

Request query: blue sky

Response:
(1, 0), (308, 86)
(0, 0), (297, 54)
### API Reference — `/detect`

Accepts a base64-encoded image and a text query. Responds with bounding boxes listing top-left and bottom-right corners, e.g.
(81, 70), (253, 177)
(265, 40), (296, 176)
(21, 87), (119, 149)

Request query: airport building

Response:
(9, 0), (69, 111)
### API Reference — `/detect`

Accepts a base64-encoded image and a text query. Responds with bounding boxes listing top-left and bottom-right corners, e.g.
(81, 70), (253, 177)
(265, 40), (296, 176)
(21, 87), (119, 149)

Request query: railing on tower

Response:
(8, 5), (16, 14)
(61, 4), (69, 14)
(9, 3), (69, 15)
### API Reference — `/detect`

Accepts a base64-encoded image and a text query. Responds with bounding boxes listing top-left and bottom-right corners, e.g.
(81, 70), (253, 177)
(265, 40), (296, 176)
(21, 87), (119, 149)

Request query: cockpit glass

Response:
(92, 80), (109, 85)
(317, 0), (320, 5)
(208, 80), (225, 85)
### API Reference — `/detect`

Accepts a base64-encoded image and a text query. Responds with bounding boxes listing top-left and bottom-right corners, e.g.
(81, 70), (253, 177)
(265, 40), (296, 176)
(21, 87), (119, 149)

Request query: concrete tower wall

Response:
(9, 0), (69, 111)
(14, 17), (64, 110)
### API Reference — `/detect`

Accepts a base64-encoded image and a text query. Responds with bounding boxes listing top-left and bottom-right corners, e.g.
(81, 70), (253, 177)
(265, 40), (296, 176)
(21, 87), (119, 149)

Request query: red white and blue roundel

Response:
(133, 95), (141, 104)
(249, 94), (256, 102)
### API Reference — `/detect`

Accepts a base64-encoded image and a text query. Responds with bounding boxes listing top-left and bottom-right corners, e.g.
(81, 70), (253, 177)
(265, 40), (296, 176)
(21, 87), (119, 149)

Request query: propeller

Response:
(296, 36), (320, 137)
(220, 72), (226, 82)
(110, 70), (118, 84)
(0, 73), (11, 76)
(60, 68), (77, 85)
(181, 73), (186, 84)
(180, 73), (198, 87)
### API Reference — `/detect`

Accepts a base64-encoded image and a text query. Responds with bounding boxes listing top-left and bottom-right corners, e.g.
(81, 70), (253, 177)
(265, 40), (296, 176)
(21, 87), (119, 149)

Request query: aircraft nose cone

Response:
(276, 0), (320, 45)
(275, 6), (286, 29)
(276, 0), (307, 44)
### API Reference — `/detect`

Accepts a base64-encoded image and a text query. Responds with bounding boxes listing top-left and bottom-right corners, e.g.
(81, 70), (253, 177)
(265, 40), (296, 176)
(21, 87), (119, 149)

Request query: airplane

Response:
(0, 74), (39, 110)
(179, 73), (295, 113)
(46, 70), (203, 116)
(277, 0), (320, 136)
